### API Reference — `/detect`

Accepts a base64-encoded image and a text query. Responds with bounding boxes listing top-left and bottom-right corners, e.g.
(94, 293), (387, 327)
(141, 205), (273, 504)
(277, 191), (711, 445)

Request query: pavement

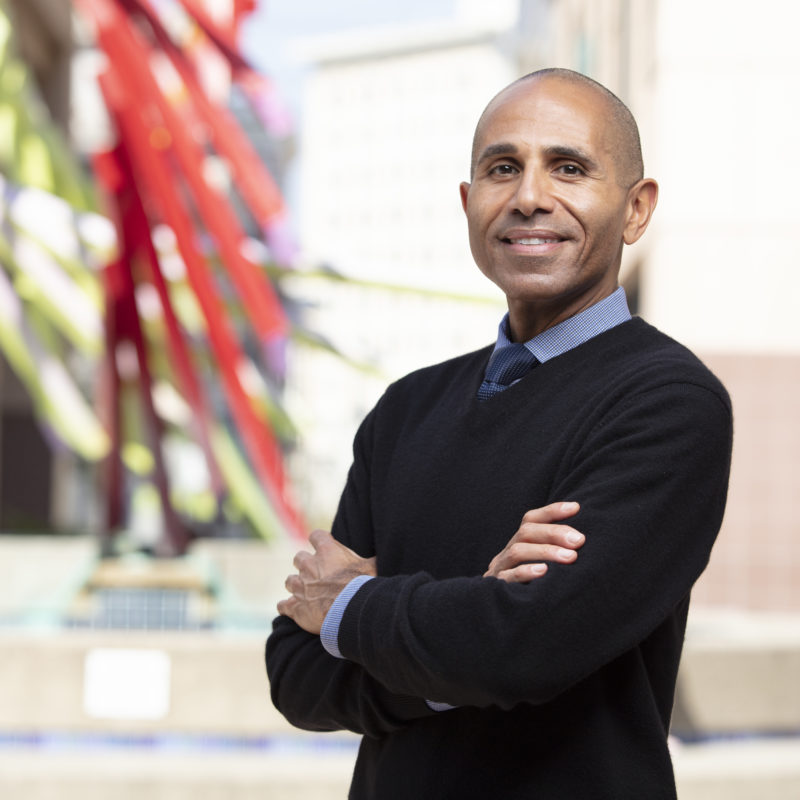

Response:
(1, 736), (799, 799)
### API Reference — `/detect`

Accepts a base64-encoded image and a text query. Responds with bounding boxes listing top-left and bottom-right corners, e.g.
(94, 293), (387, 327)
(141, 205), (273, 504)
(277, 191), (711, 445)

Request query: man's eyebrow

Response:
(475, 142), (519, 166)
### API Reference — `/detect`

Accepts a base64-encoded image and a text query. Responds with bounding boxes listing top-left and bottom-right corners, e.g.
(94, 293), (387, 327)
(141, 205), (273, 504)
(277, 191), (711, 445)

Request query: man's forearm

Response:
(266, 613), (437, 737)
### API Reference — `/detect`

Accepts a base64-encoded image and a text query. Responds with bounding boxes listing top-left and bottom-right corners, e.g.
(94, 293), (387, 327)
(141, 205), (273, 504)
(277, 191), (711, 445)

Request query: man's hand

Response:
(277, 530), (377, 635)
(485, 502), (584, 583)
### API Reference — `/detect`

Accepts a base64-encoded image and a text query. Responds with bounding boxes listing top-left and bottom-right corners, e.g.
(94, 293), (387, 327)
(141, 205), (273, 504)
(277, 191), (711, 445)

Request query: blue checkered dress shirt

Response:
(490, 285), (632, 368)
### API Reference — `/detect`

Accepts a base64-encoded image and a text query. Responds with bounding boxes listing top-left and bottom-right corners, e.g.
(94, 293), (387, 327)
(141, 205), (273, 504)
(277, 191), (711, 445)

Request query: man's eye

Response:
(558, 164), (584, 176)
(489, 163), (518, 176)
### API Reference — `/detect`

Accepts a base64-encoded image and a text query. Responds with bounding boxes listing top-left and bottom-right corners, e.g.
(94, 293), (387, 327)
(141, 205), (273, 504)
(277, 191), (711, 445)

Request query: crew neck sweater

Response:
(267, 317), (733, 799)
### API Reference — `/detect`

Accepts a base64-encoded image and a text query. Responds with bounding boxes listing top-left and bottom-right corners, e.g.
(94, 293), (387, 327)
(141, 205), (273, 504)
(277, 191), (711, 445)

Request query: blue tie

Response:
(477, 343), (539, 401)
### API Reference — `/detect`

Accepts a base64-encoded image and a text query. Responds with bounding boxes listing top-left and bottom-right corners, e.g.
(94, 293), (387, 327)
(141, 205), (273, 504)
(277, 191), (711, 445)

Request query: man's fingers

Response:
(495, 563), (548, 583)
(520, 501), (580, 525)
(284, 573), (303, 593)
(517, 522), (585, 549)
(484, 504), (584, 581)
(512, 542), (579, 563)
(276, 596), (295, 617)
(308, 529), (333, 550)
(491, 542), (578, 574)
(292, 550), (313, 571)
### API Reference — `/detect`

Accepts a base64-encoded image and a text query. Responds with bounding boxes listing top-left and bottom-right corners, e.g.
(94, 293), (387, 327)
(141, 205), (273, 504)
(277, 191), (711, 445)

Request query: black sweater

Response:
(267, 318), (733, 799)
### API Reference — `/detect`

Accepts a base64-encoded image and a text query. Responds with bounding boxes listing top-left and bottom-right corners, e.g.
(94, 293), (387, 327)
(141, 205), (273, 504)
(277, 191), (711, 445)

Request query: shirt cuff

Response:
(320, 574), (374, 659)
(425, 699), (457, 712)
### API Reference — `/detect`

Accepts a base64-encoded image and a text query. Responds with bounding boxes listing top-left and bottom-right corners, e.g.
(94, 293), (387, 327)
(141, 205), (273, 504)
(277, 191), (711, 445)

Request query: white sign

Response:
(83, 648), (171, 720)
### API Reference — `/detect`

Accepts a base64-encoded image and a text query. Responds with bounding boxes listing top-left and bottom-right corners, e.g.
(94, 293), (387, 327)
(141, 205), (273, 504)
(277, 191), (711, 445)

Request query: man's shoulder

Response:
(602, 318), (730, 409)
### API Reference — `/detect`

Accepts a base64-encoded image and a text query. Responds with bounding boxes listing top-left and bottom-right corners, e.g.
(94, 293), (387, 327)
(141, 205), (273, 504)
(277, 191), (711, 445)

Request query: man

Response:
(266, 68), (732, 799)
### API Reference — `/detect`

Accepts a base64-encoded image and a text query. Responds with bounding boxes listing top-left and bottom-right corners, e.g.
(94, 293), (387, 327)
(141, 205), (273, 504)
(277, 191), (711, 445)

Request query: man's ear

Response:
(459, 181), (471, 214)
(623, 178), (658, 245)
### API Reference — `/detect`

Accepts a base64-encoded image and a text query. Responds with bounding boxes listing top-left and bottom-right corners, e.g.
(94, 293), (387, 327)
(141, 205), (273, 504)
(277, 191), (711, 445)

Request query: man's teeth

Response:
(513, 237), (557, 245)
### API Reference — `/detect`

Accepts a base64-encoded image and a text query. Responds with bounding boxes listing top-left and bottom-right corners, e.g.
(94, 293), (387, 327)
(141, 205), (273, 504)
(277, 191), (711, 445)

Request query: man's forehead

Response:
(473, 77), (615, 161)
(480, 76), (609, 137)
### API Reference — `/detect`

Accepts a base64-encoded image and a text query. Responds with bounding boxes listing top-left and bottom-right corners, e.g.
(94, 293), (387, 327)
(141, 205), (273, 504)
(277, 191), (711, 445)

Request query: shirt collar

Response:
(493, 286), (632, 363)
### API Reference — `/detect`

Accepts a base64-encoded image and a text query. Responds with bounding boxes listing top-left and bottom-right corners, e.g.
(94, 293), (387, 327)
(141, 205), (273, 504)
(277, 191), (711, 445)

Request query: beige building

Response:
(290, 0), (800, 609)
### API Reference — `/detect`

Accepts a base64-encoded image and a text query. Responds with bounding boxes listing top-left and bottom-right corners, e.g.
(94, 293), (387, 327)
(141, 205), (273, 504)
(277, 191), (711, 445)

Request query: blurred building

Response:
(291, 0), (800, 609)
(286, 1), (517, 521)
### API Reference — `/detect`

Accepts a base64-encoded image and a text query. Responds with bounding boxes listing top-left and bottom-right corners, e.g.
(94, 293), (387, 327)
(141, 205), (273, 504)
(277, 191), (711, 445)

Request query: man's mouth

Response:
(500, 228), (566, 246)
(505, 237), (560, 245)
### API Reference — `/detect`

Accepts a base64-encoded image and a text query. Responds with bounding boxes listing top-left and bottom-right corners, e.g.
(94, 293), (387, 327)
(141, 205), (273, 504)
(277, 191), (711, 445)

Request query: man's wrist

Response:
(320, 574), (374, 658)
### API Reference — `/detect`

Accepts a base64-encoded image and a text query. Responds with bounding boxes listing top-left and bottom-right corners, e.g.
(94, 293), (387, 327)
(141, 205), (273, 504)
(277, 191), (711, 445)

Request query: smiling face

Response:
(460, 75), (657, 341)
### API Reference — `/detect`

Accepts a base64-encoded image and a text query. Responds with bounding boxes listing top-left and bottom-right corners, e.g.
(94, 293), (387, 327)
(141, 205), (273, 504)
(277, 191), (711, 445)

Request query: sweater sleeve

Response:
(265, 405), (437, 736)
(334, 380), (733, 710)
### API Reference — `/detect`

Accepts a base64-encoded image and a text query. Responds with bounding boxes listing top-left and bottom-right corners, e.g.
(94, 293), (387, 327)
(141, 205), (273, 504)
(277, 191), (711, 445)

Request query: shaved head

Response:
(471, 68), (644, 187)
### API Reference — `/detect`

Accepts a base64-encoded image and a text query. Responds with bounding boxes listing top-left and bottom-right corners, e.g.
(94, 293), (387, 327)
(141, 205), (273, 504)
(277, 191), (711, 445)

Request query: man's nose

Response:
(511, 169), (555, 216)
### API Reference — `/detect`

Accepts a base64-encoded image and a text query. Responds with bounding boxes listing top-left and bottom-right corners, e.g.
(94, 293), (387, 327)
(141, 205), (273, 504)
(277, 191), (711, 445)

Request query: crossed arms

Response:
(268, 502), (586, 737)
(278, 501), (585, 635)
(267, 378), (732, 736)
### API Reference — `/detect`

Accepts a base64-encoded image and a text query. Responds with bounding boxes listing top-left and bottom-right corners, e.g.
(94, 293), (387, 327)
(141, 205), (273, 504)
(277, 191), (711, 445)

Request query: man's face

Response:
(460, 77), (647, 340)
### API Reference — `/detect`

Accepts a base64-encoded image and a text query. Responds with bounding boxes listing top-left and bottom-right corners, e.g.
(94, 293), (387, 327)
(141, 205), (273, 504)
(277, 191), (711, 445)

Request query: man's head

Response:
(460, 69), (658, 341)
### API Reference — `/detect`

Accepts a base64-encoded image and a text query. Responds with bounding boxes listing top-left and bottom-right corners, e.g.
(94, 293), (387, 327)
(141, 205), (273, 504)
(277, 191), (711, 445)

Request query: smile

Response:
(507, 237), (560, 245)
(500, 229), (566, 246)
